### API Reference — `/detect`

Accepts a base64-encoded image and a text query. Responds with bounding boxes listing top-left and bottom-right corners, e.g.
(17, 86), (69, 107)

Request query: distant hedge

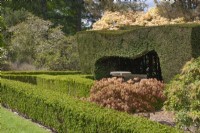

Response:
(1, 71), (81, 75)
(0, 79), (181, 133)
(77, 24), (200, 82)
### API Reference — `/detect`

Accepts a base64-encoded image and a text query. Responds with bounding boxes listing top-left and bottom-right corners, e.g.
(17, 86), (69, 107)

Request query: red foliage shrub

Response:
(89, 77), (166, 113)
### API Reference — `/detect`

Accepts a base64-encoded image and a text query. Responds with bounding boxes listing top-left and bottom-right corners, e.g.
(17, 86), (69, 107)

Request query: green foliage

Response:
(156, 0), (200, 21)
(165, 57), (200, 131)
(36, 75), (94, 97)
(1, 72), (93, 97)
(0, 16), (9, 71)
(0, 79), (181, 133)
(2, 0), (83, 34)
(0, 107), (50, 133)
(7, 14), (80, 70)
(77, 24), (200, 82)
(1, 71), (81, 75)
(1, 7), (29, 27)
(84, 0), (147, 12)
(0, 75), (37, 85)
(0, 16), (6, 48)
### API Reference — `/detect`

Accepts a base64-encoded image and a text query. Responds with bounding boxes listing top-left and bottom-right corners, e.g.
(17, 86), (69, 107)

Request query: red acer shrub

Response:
(89, 77), (165, 113)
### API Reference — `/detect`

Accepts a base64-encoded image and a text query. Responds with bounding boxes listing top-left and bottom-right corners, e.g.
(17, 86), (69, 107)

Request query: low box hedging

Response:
(0, 74), (37, 84)
(0, 74), (94, 97)
(36, 75), (94, 97)
(1, 71), (81, 75)
(0, 79), (181, 133)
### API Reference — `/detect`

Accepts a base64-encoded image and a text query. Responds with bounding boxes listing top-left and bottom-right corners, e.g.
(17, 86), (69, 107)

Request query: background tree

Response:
(1, 1), (83, 70)
(1, 0), (84, 34)
(173, 0), (198, 9)
(84, 0), (147, 12)
(0, 16), (9, 70)
(83, 0), (147, 27)
(6, 13), (79, 70)
(0, 16), (5, 48)
(155, 0), (200, 20)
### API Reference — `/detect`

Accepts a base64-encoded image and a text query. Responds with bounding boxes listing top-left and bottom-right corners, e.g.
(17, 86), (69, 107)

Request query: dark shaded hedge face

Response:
(94, 50), (163, 81)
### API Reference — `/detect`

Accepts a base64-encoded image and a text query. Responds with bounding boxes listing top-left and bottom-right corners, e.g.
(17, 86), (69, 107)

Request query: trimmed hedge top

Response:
(77, 24), (200, 82)
(1, 71), (81, 75)
(1, 79), (182, 133)
(1, 74), (94, 97)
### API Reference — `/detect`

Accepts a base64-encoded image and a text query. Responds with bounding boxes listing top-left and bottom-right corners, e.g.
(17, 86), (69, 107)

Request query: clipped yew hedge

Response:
(0, 74), (94, 97)
(0, 74), (38, 84)
(77, 24), (200, 82)
(0, 79), (181, 133)
(36, 75), (94, 97)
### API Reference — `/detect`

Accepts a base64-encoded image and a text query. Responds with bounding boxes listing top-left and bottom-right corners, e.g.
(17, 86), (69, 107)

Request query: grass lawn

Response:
(0, 106), (51, 133)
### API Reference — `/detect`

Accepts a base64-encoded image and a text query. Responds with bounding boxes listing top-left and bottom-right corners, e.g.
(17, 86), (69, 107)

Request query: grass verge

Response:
(0, 106), (51, 133)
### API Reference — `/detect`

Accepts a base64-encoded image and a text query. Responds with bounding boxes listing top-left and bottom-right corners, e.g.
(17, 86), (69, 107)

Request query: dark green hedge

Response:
(0, 74), (94, 97)
(77, 24), (200, 82)
(36, 75), (94, 97)
(0, 75), (37, 84)
(0, 79), (181, 133)
(94, 56), (136, 79)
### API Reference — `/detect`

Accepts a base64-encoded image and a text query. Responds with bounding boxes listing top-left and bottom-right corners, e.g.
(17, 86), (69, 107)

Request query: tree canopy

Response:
(0, 16), (6, 47)
(1, 0), (84, 34)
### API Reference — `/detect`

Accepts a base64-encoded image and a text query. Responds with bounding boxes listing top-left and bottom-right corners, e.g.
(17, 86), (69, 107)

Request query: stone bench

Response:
(110, 71), (147, 80)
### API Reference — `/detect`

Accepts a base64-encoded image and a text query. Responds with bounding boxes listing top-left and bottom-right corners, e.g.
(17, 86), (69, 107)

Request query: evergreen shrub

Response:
(1, 71), (81, 75)
(165, 57), (200, 131)
(0, 73), (94, 97)
(0, 79), (181, 133)
(77, 24), (200, 82)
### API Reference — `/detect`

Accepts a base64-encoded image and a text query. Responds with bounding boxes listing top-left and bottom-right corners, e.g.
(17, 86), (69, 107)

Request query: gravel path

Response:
(149, 111), (176, 126)
(134, 110), (176, 127)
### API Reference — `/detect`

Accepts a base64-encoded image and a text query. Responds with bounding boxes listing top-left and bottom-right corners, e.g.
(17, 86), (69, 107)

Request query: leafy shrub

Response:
(89, 77), (166, 113)
(0, 79), (181, 133)
(165, 57), (200, 131)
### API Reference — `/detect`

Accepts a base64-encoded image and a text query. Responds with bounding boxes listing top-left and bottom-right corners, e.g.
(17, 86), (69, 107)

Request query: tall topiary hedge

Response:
(77, 24), (200, 82)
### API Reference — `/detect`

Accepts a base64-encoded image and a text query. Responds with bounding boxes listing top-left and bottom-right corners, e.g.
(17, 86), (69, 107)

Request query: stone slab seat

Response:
(110, 71), (147, 79)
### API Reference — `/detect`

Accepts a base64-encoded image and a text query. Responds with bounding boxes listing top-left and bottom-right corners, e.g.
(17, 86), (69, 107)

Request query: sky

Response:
(113, 0), (156, 11)
(113, 0), (155, 7)
(145, 0), (156, 11)
(82, 0), (156, 27)
(146, 0), (155, 8)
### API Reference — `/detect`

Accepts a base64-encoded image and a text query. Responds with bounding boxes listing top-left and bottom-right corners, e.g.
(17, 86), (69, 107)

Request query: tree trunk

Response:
(76, 0), (83, 31)
(41, 0), (47, 18)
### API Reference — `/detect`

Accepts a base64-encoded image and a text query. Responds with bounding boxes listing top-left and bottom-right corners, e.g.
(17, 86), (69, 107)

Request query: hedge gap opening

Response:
(94, 50), (163, 81)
